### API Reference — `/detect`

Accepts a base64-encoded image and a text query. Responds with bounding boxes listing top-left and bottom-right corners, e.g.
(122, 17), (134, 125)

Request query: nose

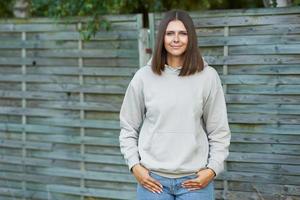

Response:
(173, 34), (179, 43)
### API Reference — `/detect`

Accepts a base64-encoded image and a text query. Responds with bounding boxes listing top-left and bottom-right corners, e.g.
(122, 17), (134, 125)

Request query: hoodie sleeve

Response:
(119, 73), (145, 172)
(202, 67), (231, 177)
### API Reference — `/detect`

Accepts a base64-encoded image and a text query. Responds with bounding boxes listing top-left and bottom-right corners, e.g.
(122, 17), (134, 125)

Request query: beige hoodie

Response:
(119, 59), (231, 178)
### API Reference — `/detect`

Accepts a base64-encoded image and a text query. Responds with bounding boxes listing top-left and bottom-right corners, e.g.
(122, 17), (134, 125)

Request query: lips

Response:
(170, 46), (182, 49)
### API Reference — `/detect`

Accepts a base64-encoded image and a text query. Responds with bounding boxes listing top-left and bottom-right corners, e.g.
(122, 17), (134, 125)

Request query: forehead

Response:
(166, 20), (187, 31)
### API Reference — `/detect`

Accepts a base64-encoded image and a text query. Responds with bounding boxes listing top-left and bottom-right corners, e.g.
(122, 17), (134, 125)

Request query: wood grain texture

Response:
(0, 6), (299, 200)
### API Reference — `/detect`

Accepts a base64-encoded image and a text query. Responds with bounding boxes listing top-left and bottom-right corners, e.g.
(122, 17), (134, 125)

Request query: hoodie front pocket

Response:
(147, 131), (199, 164)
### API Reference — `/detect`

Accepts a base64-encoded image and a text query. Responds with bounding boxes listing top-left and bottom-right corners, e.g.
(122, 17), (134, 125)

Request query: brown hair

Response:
(151, 9), (204, 76)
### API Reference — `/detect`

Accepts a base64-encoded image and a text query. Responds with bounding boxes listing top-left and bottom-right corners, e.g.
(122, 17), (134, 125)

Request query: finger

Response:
(148, 176), (163, 190)
(185, 183), (206, 189)
(182, 180), (199, 186)
(182, 178), (198, 184)
(143, 184), (157, 193)
(183, 183), (201, 188)
(148, 176), (163, 189)
(182, 182), (203, 188)
(188, 187), (202, 191)
(191, 183), (207, 190)
(144, 182), (161, 194)
(144, 180), (162, 193)
(185, 185), (203, 189)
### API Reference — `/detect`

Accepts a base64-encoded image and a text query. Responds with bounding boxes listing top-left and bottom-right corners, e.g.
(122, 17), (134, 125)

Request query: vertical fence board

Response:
(0, 6), (300, 200)
(148, 6), (300, 200)
(0, 14), (141, 200)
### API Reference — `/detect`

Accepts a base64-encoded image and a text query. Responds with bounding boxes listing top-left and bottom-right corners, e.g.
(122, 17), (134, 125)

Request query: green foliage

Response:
(30, 0), (122, 17)
(30, 0), (119, 40)
(0, 0), (14, 18)
(293, 0), (300, 5)
(1, 0), (299, 40)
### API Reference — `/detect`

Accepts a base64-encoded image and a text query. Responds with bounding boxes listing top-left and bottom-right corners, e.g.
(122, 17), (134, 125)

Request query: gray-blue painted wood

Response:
(148, 6), (300, 200)
(0, 6), (299, 200)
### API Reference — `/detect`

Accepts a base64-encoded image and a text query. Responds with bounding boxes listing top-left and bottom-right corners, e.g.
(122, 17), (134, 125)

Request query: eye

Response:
(180, 32), (187, 35)
(165, 31), (174, 36)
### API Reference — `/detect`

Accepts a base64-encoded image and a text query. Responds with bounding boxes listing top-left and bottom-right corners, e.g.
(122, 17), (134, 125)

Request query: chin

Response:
(168, 50), (184, 56)
(170, 52), (185, 57)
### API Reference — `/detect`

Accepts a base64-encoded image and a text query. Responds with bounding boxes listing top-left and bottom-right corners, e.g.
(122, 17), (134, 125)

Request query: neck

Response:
(167, 55), (184, 68)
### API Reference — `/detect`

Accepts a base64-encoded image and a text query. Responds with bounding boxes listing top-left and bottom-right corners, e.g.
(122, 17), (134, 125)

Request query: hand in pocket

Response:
(181, 168), (215, 191)
(132, 164), (163, 194)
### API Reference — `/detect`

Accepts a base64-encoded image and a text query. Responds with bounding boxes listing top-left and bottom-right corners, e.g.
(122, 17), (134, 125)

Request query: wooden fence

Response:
(0, 6), (299, 200)
(148, 6), (300, 200)
(0, 14), (143, 200)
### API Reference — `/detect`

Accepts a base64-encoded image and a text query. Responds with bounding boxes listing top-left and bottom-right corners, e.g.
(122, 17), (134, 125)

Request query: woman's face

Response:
(164, 20), (188, 59)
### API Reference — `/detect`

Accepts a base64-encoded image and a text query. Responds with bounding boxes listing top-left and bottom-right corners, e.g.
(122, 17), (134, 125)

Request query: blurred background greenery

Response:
(1, 0), (300, 39)
(2, 0), (300, 18)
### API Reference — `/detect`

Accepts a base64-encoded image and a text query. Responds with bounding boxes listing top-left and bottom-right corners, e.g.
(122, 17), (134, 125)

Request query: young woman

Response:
(119, 9), (231, 200)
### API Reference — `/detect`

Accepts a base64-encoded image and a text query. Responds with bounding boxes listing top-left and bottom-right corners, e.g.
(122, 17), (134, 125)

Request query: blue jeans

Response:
(137, 171), (215, 200)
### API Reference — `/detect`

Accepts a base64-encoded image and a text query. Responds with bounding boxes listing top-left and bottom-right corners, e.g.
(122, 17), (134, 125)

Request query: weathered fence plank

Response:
(0, 6), (299, 200)
(155, 6), (298, 199)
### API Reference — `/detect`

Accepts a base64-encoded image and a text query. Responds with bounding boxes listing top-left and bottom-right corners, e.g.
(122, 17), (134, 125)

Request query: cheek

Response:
(183, 37), (188, 45)
(164, 36), (171, 45)
(164, 38), (172, 50)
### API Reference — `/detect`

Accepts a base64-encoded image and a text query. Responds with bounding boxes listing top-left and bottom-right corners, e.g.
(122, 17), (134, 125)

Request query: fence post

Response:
(77, 22), (86, 200)
(137, 14), (151, 67)
(148, 13), (155, 53)
(21, 30), (27, 200)
(138, 28), (151, 67)
(222, 25), (229, 200)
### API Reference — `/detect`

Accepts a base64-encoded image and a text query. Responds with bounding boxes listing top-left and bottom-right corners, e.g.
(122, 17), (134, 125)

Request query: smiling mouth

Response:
(170, 46), (182, 48)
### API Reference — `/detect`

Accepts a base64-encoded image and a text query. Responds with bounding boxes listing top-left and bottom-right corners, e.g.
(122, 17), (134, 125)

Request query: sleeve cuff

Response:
(127, 156), (140, 173)
(206, 160), (224, 177)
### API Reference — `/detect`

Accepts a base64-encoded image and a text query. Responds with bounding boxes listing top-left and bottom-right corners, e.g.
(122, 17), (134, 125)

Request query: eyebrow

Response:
(165, 30), (187, 33)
